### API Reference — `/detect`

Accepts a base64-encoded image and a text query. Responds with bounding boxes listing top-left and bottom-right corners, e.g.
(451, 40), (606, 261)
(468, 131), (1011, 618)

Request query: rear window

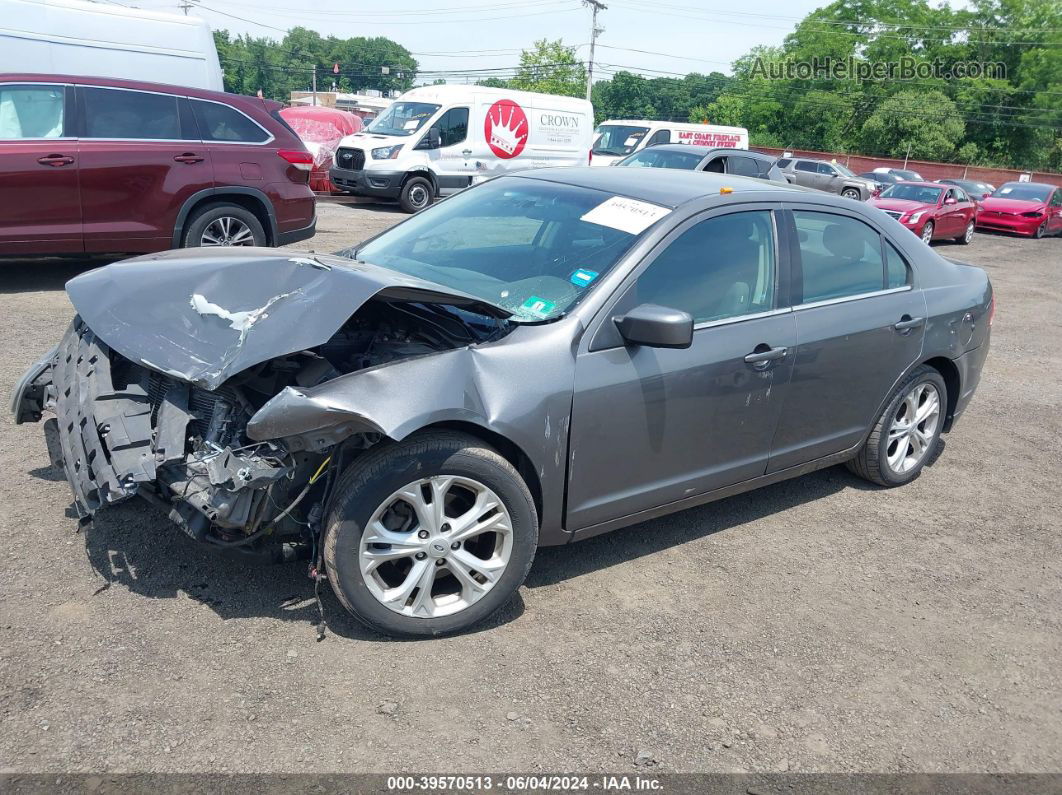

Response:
(0, 85), (65, 138)
(81, 87), (183, 140)
(593, 124), (649, 156)
(191, 99), (270, 143)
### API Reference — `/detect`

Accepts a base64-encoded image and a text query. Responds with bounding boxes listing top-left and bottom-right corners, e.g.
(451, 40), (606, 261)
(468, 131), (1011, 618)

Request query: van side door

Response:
(422, 106), (473, 195)
(0, 82), (82, 254)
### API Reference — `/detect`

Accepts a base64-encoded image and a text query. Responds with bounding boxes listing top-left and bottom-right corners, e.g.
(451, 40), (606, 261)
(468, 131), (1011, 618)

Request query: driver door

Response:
(425, 107), (473, 195)
(566, 207), (796, 532)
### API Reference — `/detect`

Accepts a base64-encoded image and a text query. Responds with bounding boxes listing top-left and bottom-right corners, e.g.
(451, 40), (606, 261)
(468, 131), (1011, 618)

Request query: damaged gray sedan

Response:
(13, 168), (992, 637)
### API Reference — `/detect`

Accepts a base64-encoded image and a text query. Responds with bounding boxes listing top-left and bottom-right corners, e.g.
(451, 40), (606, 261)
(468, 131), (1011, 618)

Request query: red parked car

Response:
(976, 182), (1062, 239)
(869, 181), (978, 245)
(0, 74), (316, 257)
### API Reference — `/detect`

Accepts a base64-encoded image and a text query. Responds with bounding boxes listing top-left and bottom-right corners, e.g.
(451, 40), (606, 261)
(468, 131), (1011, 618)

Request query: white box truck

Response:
(590, 119), (749, 166)
(330, 84), (594, 212)
(0, 0), (223, 91)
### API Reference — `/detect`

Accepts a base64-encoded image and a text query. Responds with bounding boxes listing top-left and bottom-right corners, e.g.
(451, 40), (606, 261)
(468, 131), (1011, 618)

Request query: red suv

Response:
(0, 74), (316, 256)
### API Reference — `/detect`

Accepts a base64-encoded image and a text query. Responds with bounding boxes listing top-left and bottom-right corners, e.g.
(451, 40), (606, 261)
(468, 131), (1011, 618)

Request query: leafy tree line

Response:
(213, 27), (417, 99)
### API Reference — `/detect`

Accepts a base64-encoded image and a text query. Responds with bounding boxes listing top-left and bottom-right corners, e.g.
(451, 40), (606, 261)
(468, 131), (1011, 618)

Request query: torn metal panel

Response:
(154, 383), (192, 464)
(66, 247), (508, 391)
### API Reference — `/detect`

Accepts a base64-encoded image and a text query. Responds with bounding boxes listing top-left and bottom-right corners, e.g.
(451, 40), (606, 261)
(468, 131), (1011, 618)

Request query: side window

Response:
(726, 155), (760, 178)
(1050, 189), (1062, 207)
(885, 240), (910, 288)
(81, 87), (181, 140)
(795, 161), (817, 173)
(191, 99), (269, 143)
(646, 128), (670, 147)
(793, 211), (885, 303)
(0, 84), (65, 139)
(953, 188), (968, 202)
(776, 158), (792, 169)
(634, 210), (776, 324)
(703, 156), (725, 173)
(816, 162), (836, 175)
(436, 107), (469, 147)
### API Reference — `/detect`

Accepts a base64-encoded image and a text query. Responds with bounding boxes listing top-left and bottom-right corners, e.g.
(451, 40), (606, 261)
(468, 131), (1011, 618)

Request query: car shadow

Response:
(77, 492), (523, 642)
(526, 464), (873, 589)
(0, 258), (115, 294)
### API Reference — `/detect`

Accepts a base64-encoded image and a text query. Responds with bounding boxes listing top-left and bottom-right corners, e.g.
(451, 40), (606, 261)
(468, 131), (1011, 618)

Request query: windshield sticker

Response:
(581, 196), (671, 235)
(1000, 187), (1012, 194)
(520, 296), (555, 318)
(403, 119), (421, 130)
(570, 269), (599, 288)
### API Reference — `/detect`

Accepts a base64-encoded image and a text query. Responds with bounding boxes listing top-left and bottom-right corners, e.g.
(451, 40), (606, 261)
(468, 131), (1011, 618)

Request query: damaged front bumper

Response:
(14, 319), (294, 539)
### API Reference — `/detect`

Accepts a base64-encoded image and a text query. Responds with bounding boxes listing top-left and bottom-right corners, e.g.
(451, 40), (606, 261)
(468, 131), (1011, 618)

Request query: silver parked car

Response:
(614, 144), (786, 183)
(13, 168), (992, 637)
(777, 157), (877, 200)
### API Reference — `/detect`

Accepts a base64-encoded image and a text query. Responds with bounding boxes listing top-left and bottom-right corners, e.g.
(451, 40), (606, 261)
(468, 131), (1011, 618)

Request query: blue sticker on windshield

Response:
(520, 296), (555, 318)
(570, 269), (599, 288)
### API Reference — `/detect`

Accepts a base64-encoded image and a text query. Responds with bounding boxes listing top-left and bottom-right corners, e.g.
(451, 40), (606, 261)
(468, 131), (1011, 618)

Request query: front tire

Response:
(399, 176), (434, 213)
(323, 431), (538, 637)
(957, 220), (975, 244)
(920, 221), (935, 244)
(846, 365), (947, 487)
(1035, 221), (1047, 239)
(841, 187), (861, 200)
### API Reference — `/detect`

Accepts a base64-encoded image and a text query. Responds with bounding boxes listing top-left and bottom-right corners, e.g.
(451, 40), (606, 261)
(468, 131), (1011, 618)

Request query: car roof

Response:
(897, 181), (947, 189)
(636, 144), (771, 159)
(998, 181), (1055, 189)
(1, 73), (277, 109)
(513, 166), (803, 209)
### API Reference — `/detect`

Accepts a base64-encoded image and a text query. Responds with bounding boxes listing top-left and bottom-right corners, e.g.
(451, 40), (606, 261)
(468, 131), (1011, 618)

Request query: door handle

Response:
(893, 315), (925, 332)
(174, 153), (204, 164)
(37, 154), (74, 167)
(744, 345), (788, 367)
(461, 149), (472, 157)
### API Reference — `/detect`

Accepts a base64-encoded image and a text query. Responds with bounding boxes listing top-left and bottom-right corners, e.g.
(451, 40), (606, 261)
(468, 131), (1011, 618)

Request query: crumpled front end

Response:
(25, 318), (297, 542)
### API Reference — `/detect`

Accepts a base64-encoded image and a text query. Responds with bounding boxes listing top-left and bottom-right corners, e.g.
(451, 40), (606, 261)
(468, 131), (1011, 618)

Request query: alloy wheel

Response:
(964, 221), (975, 243)
(886, 382), (941, 474)
(1036, 222), (1046, 239)
(921, 223), (934, 244)
(200, 216), (255, 246)
(359, 475), (514, 618)
(841, 188), (860, 200)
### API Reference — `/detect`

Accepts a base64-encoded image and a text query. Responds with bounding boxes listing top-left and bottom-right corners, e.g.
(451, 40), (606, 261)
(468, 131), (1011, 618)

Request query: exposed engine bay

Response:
(19, 297), (508, 555)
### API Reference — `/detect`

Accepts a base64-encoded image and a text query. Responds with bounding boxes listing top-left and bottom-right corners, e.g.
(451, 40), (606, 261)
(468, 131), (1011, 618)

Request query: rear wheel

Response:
(846, 365), (947, 487)
(183, 203), (266, 248)
(323, 431), (538, 637)
(399, 176), (434, 213)
(920, 221), (935, 244)
(957, 220), (975, 244)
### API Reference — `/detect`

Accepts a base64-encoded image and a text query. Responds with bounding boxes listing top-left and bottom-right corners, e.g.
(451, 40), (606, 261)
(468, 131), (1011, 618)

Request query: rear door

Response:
(767, 207), (926, 472)
(791, 160), (819, 189)
(76, 85), (211, 253)
(1048, 188), (1062, 233)
(0, 82), (82, 254)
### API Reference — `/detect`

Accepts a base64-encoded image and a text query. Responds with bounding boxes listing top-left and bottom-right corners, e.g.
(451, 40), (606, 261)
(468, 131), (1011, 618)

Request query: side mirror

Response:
(614, 304), (693, 349)
(418, 128), (442, 150)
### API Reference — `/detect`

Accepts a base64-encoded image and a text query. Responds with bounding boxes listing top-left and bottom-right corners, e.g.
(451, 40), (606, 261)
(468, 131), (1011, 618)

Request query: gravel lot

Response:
(1, 198), (1059, 775)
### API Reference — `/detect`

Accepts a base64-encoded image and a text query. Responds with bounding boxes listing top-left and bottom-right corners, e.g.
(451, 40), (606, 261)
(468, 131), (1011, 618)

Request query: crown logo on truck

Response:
(485, 100), (528, 159)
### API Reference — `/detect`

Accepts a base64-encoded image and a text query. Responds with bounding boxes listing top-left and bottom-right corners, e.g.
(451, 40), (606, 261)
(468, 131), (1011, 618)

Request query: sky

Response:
(125, 0), (970, 86)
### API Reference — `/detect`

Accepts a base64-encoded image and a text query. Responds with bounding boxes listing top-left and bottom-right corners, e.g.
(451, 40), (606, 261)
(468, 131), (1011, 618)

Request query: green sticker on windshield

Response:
(520, 296), (555, 318)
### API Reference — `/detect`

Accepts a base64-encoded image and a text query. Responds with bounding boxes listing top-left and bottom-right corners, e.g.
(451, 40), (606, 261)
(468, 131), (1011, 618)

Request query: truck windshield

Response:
(366, 102), (441, 137)
(593, 124), (649, 156)
(351, 177), (651, 322)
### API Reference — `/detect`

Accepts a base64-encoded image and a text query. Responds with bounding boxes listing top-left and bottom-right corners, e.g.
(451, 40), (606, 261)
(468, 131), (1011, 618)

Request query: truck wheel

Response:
(841, 187), (861, 200)
(323, 431), (538, 637)
(399, 176), (434, 213)
(182, 203), (266, 248)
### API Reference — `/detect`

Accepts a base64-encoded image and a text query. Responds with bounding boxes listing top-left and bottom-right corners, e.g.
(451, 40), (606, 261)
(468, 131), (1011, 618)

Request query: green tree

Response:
(510, 39), (586, 98)
(860, 90), (966, 160)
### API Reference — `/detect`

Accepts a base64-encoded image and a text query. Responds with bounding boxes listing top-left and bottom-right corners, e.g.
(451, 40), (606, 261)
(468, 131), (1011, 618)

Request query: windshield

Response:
(617, 148), (703, 170)
(832, 163), (856, 177)
(593, 124), (649, 156)
(366, 101), (440, 137)
(353, 178), (653, 321)
(991, 183), (1051, 202)
(880, 184), (943, 204)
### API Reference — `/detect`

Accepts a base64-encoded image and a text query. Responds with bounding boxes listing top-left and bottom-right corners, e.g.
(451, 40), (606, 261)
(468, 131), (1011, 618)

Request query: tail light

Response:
(588, 149), (593, 165)
(277, 149), (313, 184)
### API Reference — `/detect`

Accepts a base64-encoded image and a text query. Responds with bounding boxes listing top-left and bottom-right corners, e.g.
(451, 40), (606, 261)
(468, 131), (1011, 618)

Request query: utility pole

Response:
(312, 64), (317, 107)
(584, 0), (606, 102)
(178, 0), (195, 15)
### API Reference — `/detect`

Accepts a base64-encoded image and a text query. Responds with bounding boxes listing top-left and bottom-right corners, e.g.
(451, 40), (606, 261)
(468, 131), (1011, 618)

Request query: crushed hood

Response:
(66, 247), (508, 391)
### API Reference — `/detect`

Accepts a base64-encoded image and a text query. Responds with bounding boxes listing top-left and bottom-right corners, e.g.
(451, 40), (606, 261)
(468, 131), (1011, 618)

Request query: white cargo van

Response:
(590, 119), (749, 167)
(330, 84), (593, 212)
(0, 0), (223, 91)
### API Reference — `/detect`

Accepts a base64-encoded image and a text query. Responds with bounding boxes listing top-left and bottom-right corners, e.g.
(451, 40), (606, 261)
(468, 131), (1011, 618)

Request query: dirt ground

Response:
(0, 198), (1059, 775)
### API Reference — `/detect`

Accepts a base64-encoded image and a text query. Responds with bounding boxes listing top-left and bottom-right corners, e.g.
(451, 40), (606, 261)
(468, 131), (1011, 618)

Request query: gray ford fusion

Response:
(12, 168), (993, 637)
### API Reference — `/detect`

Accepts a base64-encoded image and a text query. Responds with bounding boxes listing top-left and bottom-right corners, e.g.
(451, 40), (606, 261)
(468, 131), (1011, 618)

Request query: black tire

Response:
(920, 221), (935, 244)
(399, 176), (434, 213)
(182, 202), (267, 248)
(1035, 221), (1047, 239)
(846, 364), (948, 487)
(841, 187), (861, 200)
(323, 431), (538, 638)
(956, 219), (975, 244)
